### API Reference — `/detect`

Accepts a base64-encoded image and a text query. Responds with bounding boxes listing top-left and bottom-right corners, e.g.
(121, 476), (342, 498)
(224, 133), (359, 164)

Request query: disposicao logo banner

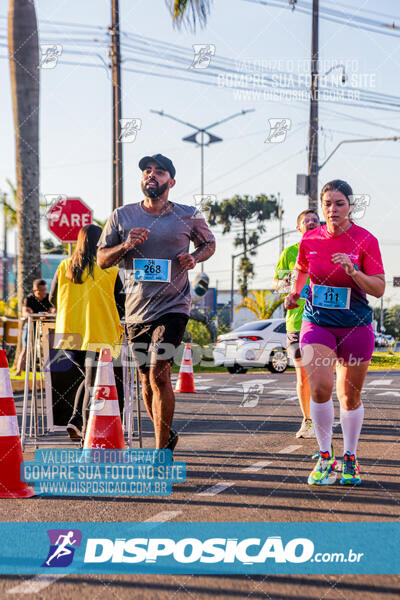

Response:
(0, 523), (397, 574)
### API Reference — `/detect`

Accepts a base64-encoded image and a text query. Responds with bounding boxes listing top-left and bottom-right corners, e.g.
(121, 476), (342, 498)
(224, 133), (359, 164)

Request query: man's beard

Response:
(142, 181), (169, 199)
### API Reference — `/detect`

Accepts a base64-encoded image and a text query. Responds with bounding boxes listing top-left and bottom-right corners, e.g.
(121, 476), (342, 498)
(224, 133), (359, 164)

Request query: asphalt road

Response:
(1, 369), (400, 599)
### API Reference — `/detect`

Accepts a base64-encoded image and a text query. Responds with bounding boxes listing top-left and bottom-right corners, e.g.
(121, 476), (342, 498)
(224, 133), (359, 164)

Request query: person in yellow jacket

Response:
(49, 224), (124, 440)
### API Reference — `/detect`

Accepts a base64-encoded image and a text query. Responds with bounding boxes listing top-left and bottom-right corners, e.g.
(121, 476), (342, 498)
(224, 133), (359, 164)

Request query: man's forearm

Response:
(97, 243), (128, 269)
(191, 240), (215, 264)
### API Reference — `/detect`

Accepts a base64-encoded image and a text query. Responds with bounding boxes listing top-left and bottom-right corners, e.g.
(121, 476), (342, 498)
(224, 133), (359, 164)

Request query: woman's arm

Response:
(49, 271), (58, 309)
(331, 253), (385, 298)
(284, 267), (309, 309)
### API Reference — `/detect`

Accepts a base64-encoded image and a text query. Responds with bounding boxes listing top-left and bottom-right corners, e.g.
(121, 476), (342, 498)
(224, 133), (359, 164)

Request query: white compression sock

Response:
(310, 399), (334, 454)
(340, 404), (364, 457)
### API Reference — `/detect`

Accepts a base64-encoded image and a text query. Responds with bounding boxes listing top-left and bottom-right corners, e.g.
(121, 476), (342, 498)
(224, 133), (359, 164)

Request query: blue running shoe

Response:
(340, 453), (361, 485)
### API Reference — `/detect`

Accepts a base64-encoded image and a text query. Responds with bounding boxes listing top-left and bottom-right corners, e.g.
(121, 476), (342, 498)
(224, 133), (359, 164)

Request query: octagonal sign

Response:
(47, 197), (93, 243)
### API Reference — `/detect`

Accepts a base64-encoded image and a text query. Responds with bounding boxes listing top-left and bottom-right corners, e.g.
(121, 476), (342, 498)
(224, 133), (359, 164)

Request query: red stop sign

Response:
(47, 197), (93, 243)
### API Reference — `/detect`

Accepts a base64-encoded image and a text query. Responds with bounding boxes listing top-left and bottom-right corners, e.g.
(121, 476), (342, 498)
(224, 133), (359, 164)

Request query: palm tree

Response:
(236, 290), (285, 320)
(8, 0), (41, 359)
(168, 0), (211, 29)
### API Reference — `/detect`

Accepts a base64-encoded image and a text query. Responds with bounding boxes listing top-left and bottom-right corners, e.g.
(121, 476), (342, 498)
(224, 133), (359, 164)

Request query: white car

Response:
(213, 318), (292, 374)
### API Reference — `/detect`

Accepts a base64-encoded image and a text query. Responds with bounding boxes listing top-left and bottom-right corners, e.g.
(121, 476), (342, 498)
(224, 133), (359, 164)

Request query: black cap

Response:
(138, 154), (176, 178)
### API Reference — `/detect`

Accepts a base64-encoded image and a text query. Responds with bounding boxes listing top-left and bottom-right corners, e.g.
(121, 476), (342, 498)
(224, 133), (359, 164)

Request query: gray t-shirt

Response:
(98, 201), (215, 324)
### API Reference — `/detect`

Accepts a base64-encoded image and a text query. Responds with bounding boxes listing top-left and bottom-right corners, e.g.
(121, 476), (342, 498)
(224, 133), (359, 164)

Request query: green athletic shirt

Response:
(274, 242), (309, 332)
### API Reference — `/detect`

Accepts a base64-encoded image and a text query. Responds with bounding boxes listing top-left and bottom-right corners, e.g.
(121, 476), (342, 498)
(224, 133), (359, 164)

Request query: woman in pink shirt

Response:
(285, 180), (385, 486)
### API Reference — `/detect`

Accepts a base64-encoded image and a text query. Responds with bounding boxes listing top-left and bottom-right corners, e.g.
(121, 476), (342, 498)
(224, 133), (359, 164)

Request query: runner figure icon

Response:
(45, 531), (77, 566)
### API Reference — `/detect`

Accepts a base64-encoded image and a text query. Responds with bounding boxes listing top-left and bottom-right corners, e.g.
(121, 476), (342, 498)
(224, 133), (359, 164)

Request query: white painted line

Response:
(268, 389), (295, 395)
(244, 379), (277, 385)
(144, 510), (182, 522)
(368, 379), (392, 386)
(8, 575), (65, 595)
(278, 445), (301, 454)
(242, 461), (272, 473)
(198, 482), (235, 496)
(286, 395), (299, 401)
(376, 391), (400, 397)
(195, 385), (211, 391)
(217, 387), (242, 392)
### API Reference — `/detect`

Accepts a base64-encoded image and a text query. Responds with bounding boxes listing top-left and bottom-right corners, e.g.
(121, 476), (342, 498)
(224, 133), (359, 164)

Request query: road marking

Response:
(278, 445), (301, 454)
(194, 385), (211, 391)
(242, 461), (272, 473)
(144, 510), (182, 522)
(376, 391), (400, 397)
(8, 575), (65, 595)
(198, 482), (235, 496)
(216, 387), (243, 393)
(368, 379), (393, 386)
(245, 379), (277, 385)
(268, 389), (296, 395)
(286, 395), (299, 401)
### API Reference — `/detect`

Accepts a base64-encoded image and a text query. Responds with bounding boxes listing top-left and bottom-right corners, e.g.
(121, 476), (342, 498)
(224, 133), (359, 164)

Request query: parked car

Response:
(213, 318), (293, 374)
(375, 333), (395, 347)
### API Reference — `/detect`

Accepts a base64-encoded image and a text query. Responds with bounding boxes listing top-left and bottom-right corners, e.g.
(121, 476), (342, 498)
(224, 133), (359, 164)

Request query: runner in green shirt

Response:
(273, 209), (320, 438)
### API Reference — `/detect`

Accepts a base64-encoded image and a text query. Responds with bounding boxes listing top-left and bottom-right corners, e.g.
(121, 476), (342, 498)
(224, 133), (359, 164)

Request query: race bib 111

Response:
(312, 285), (350, 310)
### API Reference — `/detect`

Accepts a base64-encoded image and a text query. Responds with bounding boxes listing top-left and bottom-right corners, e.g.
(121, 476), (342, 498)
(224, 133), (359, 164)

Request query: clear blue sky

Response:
(0, 0), (399, 308)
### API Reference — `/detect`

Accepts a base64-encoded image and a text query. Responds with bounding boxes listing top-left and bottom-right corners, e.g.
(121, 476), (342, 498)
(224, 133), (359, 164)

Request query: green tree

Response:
(236, 290), (285, 320)
(41, 238), (66, 254)
(384, 305), (400, 338)
(1, 179), (18, 230)
(206, 194), (279, 296)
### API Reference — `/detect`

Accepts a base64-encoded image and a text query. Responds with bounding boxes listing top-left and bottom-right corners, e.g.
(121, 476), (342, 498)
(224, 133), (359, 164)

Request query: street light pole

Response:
(150, 111), (255, 194)
(318, 136), (400, 172)
(151, 108), (255, 273)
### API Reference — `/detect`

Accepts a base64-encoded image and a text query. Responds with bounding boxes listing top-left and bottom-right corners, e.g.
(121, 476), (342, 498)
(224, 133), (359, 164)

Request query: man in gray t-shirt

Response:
(97, 153), (215, 451)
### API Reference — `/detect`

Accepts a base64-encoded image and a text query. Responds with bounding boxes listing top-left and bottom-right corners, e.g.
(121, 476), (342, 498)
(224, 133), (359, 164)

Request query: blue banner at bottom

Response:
(0, 522), (398, 575)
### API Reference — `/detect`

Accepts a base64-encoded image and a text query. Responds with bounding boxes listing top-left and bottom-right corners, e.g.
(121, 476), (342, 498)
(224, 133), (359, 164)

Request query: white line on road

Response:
(368, 379), (393, 386)
(242, 461), (272, 473)
(278, 445), (302, 454)
(376, 391), (400, 397)
(7, 575), (65, 595)
(198, 482), (235, 496)
(144, 510), (182, 522)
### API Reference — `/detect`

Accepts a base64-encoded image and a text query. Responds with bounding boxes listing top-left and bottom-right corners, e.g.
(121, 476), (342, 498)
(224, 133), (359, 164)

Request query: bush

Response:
(0, 297), (18, 318)
(185, 319), (212, 346)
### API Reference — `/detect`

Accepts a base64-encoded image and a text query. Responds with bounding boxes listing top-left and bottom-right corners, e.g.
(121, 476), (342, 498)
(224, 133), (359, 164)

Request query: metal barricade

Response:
(20, 314), (143, 450)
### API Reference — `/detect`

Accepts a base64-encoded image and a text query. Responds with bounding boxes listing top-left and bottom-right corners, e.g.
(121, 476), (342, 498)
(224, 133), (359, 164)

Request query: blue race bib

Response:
(312, 285), (350, 310)
(133, 258), (171, 282)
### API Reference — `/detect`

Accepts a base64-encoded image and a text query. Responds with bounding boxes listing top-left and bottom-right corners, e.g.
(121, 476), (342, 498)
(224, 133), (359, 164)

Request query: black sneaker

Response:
(167, 429), (179, 452)
(66, 422), (82, 441)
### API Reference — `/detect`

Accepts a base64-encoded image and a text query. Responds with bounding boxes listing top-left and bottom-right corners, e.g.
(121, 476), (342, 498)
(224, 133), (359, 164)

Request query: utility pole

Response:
(308, 0), (319, 212)
(110, 0), (123, 210)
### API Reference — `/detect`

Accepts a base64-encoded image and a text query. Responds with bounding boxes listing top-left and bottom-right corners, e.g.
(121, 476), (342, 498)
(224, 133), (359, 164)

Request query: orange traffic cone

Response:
(174, 343), (197, 393)
(83, 348), (125, 449)
(0, 350), (34, 498)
